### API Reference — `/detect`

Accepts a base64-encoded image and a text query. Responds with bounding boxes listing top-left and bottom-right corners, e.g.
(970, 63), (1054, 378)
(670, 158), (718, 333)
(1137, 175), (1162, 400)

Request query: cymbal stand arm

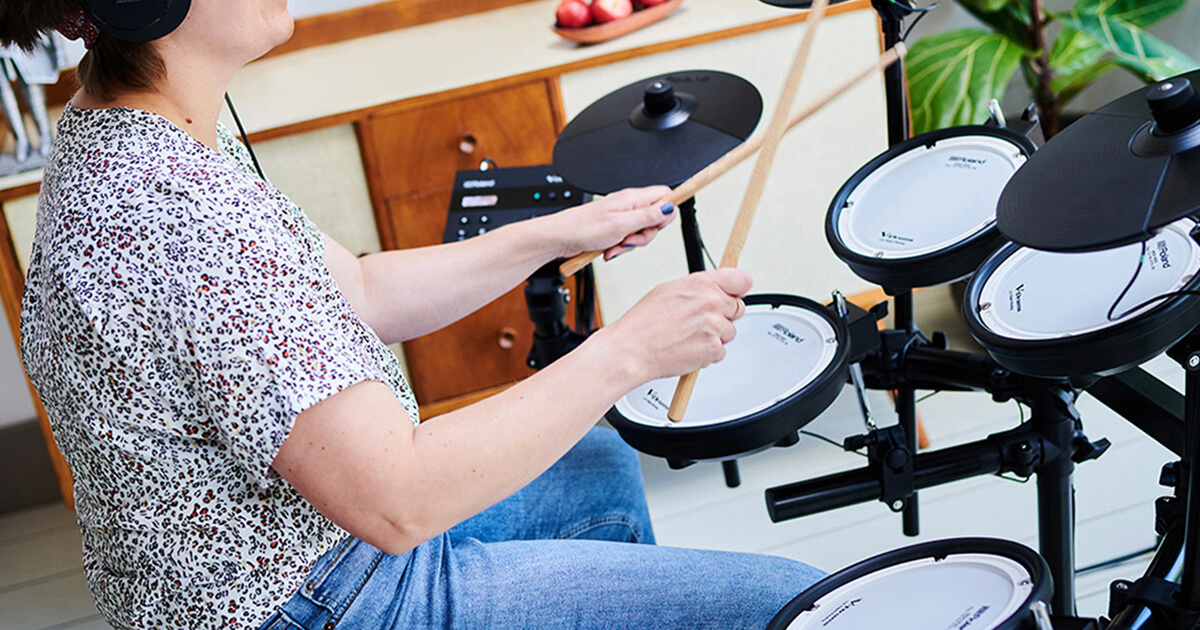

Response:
(834, 291), (876, 432)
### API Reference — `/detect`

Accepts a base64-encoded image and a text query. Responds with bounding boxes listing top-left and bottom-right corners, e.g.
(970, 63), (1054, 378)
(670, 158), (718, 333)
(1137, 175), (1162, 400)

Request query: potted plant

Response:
(906, 0), (1199, 137)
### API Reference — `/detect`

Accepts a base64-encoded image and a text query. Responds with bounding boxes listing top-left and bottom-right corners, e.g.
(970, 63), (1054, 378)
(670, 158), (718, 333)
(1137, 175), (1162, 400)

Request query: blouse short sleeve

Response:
(171, 192), (389, 485)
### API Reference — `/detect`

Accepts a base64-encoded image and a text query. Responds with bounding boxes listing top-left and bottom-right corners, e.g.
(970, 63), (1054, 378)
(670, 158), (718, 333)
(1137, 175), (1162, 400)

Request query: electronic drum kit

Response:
(547, 1), (1200, 628)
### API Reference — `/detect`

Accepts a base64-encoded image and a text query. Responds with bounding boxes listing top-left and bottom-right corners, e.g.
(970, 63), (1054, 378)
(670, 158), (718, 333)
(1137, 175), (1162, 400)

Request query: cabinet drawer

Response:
(361, 80), (563, 208)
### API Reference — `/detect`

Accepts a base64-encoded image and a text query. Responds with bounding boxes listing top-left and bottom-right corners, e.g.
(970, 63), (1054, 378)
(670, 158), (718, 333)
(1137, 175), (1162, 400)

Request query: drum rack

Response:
(761, 313), (1109, 618)
(759, 294), (1200, 629)
(759, 2), (1104, 619)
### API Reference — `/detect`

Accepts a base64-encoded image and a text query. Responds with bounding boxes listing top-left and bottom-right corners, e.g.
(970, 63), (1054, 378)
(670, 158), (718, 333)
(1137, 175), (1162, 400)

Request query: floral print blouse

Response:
(20, 104), (419, 629)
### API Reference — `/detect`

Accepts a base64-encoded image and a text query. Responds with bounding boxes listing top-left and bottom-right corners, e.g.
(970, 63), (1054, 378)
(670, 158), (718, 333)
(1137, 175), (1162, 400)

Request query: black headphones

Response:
(77, 0), (191, 43)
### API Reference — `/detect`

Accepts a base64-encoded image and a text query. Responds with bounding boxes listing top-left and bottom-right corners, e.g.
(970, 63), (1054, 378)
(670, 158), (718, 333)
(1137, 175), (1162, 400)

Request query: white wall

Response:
(290, 0), (390, 19)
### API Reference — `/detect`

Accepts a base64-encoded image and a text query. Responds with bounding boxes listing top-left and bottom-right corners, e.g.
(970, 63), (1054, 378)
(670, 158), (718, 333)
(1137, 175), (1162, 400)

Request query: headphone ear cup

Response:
(77, 0), (192, 43)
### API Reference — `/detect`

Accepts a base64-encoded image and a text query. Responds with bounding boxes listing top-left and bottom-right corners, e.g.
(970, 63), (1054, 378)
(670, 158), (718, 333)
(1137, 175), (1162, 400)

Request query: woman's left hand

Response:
(548, 186), (675, 261)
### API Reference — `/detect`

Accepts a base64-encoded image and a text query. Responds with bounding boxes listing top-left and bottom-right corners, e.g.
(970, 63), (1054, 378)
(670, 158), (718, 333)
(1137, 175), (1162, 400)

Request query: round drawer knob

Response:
(458, 134), (478, 154)
(497, 327), (518, 350)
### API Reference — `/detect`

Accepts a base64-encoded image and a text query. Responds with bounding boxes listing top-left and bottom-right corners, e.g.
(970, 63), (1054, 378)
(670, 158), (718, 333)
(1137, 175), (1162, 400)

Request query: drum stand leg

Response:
(873, 0), (921, 538)
(892, 291), (921, 537)
(678, 197), (706, 276)
(1031, 386), (1080, 616)
(677, 196), (744, 489)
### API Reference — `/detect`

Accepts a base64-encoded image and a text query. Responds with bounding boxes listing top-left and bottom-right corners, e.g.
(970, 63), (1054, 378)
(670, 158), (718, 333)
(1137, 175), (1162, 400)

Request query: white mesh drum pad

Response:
(783, 554), (1034, 630)
(839, 136), (1026, 259)
(978, 219), (1200, 340)
(614, 302), (838, 427)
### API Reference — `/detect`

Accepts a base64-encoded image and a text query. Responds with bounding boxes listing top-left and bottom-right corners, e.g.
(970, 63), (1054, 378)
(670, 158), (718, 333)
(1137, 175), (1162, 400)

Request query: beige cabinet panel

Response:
(558, 9), (886, 320)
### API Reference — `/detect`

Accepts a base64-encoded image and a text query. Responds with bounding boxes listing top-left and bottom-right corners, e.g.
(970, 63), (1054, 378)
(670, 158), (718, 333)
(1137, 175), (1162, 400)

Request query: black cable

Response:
(901, 3), (936, 41)
(701, 243), (718, 270)
(1107, 241), (1148, 321)
(916, 390), (941, 403)
(224, 93), (267, 182)
(1100, 238), (1200, 321)
(995, 472), (1031, 484)
(1107, 288), (1200, 322)
(800, 430), (868, 458)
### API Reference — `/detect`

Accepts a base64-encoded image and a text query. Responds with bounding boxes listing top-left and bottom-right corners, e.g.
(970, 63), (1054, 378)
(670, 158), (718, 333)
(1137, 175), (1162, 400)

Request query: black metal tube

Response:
(722, 460), (741, 489)
(892, 291), (920, 536)
(1031, 391), (1078, 616)
(1182, 365), (1200, 608)
(1106, 520), (1187, 630)
(873, 0), (910, 147)
(766, 436), (1004, 522)
(1087, 368), (1185, 458)
(888, 346), (1003, 391)
(678, 198), (705, 274)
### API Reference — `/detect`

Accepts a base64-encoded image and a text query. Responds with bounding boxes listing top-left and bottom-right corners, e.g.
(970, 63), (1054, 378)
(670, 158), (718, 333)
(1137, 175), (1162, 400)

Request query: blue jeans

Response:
(259, 427), (825, 629)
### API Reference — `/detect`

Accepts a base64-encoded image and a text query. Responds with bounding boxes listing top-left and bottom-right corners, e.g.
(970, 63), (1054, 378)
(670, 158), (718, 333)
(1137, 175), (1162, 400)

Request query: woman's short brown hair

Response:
(0, 0), (165, 101)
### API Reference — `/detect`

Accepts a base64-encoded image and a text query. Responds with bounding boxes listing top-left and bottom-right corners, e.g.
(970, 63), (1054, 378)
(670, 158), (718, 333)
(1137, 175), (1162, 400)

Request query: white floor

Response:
(0, 287), (1182, 628)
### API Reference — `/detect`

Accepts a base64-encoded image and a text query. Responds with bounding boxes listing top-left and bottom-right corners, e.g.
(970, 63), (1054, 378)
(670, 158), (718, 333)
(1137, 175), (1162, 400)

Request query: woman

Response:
(6, 1), (825, 628)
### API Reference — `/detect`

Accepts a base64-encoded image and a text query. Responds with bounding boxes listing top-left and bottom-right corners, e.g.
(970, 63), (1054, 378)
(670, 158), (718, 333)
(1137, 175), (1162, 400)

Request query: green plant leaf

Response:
(907, 29), (1029, 134)
(1054, 57), (1120, 106)
(1048, 24), (1109, 103)
(1073, 0), (1189, 28)
(1049, 24), (1104, 75)
(955, 0), (1033, 46)
(1058, 8), (1199, 82)
(973, 0), (1011, 12)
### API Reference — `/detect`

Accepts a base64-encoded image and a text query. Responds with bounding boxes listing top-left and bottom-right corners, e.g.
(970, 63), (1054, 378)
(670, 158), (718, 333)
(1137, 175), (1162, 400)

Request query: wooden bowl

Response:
(553, 0), (685, 45)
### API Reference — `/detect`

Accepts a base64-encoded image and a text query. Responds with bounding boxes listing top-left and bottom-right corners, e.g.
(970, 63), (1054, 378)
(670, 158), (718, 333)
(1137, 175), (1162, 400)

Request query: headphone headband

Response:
(77, 0), (191, 43)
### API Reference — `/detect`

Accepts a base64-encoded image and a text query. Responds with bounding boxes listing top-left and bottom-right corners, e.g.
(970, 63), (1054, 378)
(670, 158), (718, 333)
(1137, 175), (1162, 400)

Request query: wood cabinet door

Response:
(359, 80), (571, 405)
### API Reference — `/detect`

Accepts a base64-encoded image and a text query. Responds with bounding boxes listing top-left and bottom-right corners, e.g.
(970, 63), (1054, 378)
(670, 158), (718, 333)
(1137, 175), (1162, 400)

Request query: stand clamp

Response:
(846, 424), (913, 512)
(1108, 577), (1200, 629)
(524, 264), (590, 370)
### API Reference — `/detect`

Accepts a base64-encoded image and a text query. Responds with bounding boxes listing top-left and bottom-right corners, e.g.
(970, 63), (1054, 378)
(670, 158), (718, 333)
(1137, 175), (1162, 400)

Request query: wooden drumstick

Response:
(667, 0), (831, 423)
(558, 42), (908, 278)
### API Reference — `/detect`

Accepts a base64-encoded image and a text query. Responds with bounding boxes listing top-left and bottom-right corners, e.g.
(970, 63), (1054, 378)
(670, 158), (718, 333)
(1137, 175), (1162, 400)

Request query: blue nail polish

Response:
(622, 243), (637, 248)
(661, 203), (675, 215)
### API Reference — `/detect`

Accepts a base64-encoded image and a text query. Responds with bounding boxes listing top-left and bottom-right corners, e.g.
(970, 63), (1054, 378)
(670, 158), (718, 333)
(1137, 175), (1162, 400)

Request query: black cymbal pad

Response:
(756, 0), (856, 7)
(553, 70), (762, 193)
(997, 68), (1200, 252)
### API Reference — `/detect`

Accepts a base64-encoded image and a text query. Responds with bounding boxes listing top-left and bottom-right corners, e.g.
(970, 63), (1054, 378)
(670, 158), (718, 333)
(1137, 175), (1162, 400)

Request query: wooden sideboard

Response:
(359, 80), (568, 404)
(0, 0), (884, 507)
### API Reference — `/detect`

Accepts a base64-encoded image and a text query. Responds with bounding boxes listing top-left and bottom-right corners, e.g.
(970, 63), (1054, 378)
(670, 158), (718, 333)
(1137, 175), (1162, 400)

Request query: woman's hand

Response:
(592, 268), (753, 386)
(546, 186), (676, 261)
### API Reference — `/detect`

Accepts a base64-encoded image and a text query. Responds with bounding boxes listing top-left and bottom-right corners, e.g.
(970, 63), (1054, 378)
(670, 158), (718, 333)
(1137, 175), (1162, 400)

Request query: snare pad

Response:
(616, 302), (838, 427)
(607, 295), (848, 462)
(975, 219), (1200, 340)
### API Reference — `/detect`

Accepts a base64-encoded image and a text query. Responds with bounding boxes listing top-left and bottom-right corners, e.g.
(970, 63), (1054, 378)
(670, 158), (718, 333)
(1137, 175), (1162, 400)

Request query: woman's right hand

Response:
(595, 268), (753, 386)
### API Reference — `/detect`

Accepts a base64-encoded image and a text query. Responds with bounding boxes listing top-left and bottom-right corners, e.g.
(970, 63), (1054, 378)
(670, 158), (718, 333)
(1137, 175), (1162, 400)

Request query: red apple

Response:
(592, 0), (633, 24)
(556, 0), (592, 28)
